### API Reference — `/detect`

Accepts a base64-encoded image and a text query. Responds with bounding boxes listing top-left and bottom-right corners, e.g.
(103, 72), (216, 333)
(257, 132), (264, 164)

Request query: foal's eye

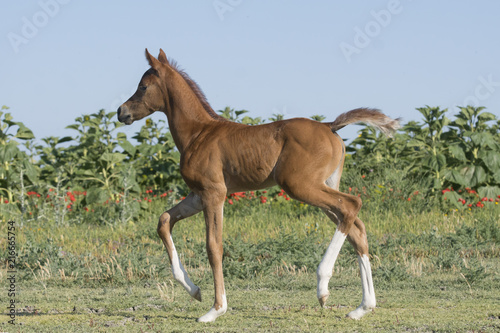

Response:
(139, 85), (147, 92)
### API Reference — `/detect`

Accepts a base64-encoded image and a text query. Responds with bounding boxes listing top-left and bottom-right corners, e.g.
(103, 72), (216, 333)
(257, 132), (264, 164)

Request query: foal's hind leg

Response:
(317, 209), (347, 306)
(323, 173), (376, 318)
(157, 192), (203, 301)
(345, 217), (376, 319)
(277, 181), (361, 306)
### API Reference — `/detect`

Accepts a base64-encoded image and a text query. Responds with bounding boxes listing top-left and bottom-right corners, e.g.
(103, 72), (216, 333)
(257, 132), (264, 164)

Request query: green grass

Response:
(1, 200), (499, 332)
(1, 270), (499, 332)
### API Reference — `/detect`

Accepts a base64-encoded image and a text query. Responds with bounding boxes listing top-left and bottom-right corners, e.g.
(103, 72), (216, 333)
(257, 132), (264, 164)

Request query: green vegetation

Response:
(1, 104), (499, 331)
(2, 104), (500, 223)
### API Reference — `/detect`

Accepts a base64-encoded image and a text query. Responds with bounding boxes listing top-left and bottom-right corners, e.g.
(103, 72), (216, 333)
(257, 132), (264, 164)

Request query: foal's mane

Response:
(165, 58), (227, 121)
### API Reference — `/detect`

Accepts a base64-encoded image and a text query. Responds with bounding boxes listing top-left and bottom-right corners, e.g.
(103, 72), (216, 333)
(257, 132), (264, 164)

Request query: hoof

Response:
(318, 294), (329, 308)
(192, 287), (202, 302)
(197, 305), (227, 323)
(347, 306), (372, 320)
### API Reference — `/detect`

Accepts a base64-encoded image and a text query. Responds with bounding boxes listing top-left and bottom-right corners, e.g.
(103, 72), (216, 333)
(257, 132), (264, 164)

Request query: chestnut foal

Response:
(117, 49), (400, 322)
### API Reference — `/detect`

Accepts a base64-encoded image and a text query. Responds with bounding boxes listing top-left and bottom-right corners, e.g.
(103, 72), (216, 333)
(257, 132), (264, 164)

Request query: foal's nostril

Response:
(117, 106), (122, 117)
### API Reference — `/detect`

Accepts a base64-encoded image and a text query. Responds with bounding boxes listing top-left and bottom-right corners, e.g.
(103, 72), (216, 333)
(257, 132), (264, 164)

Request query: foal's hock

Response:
(117, 48), (401, 322)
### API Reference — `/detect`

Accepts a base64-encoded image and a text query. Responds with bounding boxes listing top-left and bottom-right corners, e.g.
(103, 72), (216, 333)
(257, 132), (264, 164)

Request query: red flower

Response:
(260, 196), (267, 204)
(228, 199), (233, 205)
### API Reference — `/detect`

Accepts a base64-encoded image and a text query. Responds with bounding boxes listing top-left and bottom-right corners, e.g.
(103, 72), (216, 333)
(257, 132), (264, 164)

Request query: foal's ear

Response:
(158, 49), (168, 64)
(145, 48), (161, 69)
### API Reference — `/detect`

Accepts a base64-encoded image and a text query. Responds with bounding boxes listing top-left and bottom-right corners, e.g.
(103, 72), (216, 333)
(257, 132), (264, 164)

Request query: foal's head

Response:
(117, 49), (169, 125)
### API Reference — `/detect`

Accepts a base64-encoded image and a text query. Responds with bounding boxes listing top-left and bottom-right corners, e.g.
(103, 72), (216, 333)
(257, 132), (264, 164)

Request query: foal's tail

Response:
(329, 108), (401, 137)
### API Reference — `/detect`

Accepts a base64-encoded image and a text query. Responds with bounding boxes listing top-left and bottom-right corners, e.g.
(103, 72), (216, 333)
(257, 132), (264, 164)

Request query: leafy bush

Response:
(346, 105), (500, 210)
(1, 105), (499, 224)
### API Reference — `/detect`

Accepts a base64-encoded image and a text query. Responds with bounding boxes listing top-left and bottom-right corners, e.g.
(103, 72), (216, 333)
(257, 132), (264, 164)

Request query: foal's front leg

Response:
(157, 192), (203, 301)
(197, 190), (227, 322)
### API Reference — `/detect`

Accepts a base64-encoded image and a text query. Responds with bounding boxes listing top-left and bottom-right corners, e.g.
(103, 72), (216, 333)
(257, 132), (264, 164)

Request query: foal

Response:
(117, 49), (400, 322)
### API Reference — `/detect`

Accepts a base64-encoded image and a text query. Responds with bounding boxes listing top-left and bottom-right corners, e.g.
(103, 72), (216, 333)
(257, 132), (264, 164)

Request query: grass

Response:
(1, 196), (499, 332)
(1, 270), (498, 332)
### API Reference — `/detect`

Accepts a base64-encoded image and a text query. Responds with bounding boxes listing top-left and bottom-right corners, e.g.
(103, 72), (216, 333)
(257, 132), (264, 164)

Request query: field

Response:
(1, 198), (499, 332)
(1, 105), (500, 331)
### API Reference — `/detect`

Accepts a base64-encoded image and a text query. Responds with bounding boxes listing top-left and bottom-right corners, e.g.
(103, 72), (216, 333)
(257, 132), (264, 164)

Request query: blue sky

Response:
(1, 0), (499, 143)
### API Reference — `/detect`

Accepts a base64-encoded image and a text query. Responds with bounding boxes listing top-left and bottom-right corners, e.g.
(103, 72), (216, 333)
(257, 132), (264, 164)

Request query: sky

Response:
(1, 0), (500, 144)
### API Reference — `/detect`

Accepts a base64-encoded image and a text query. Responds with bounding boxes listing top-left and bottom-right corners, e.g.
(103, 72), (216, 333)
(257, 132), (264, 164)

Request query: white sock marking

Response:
(347, 254), (376, 319)
(197, 292), (227, 322)
(170, 235), (199, 298)
(317, 229), (347, 300)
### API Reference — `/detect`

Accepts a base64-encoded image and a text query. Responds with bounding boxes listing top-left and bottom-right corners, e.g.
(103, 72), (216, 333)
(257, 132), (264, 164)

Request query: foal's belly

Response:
(225, 175), (277, 193)
(223, 162), (277, 193)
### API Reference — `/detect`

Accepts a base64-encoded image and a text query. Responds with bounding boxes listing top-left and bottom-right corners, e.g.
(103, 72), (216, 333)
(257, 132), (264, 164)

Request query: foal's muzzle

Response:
(117, 105), (133, 125)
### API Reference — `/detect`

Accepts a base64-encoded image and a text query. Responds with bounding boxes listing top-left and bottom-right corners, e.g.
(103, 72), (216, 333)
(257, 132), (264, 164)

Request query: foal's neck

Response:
(164, 73), (217, 154)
